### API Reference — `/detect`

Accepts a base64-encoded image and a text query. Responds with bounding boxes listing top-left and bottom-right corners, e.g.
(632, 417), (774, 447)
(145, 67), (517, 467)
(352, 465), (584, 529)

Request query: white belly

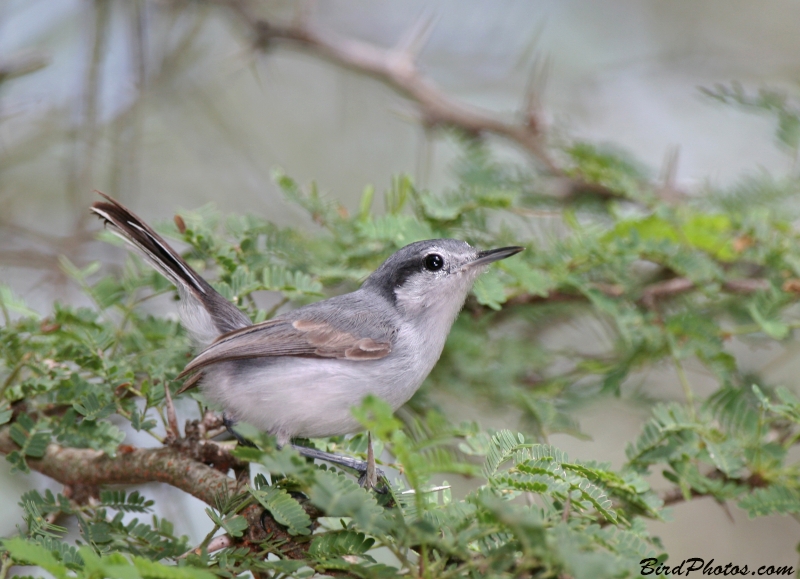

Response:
(200, 324), (445, 444)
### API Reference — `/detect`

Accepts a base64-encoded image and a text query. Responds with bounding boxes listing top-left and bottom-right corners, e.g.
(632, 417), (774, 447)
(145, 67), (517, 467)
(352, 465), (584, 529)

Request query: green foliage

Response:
(250, 484), (312, 536)
(2, 536), (214, 579)
(702, 82), (800, 154)
(6, 413), (50, 473)
(308, 530), (375, 560)
(4, 129), (800, 577)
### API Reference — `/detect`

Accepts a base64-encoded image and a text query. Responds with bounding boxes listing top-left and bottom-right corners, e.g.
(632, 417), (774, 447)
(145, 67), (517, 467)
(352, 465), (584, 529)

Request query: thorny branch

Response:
(211, 1), (580, 178)
(201, 1), (687, 203)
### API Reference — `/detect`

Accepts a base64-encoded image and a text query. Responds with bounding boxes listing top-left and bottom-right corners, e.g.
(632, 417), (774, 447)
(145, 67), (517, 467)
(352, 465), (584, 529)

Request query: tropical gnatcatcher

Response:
(91, 193), (522, 484)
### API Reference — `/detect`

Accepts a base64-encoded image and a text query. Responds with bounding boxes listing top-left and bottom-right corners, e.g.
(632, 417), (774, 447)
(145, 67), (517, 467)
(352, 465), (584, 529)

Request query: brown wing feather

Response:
(177, 317), (392, 380)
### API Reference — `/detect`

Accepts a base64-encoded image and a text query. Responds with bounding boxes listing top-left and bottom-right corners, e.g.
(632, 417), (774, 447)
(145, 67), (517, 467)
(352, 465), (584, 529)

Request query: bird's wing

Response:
(177, 314), (394, 382)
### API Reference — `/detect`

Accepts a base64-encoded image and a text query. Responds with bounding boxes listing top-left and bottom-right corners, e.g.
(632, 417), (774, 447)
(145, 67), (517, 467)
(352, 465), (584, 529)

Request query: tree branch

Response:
(501, 277), (771, 311)
(0, 51), (49, 84)
(215, 0), (562, 173)
(661, 487), (703, 507)
(0, 420), (317, 559)
(0, 426), (237, 506)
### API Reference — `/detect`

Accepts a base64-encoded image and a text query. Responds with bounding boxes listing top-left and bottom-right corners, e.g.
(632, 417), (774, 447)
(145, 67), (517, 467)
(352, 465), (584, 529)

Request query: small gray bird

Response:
(91, 193), (522, 479)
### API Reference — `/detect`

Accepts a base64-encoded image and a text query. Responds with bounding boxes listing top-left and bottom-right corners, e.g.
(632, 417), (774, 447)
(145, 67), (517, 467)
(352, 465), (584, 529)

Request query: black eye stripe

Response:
(368, 249), (451, 304)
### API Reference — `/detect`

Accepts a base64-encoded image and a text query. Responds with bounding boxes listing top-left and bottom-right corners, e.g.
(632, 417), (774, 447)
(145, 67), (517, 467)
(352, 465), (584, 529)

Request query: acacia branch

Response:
(0, 422), (314, 558)
(502, 277), (771, 311)
(0, 426), (237, 506)
(0, 51), (49, 83)
(216, 0), (562, 174)
(661, 487), (703, 507)
(659, 468), (772, 513)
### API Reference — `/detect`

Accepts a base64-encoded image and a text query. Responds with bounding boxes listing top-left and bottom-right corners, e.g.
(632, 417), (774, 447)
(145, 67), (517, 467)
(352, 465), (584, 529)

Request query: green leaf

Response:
(220, 515), (248, 538)
(130, 408), (157, 432)
(256, 560), (308, 574)
(59, 256), (101, 282)
(309, 470), (389, 534)
(703, 441), (744, 476)
(309, 530), (375, 560)
(739, 485), (800, 517)
(87, 522), (113, 544)
(747, 303), (789, 339)
(566, 142), (648, 199)
(607, 215), (679, 245)
(683, 214), (735, 260)
(249, 486), (312, 536)
(351, 395), (403, 439)
(99, 490), (155, 513)
(483, 430), (538, 478)
(6, 413), (50, 473)
(505, 261), (556, 296)
(2, 537), (71, 579)
(358, 184), (375, 220)
(0, 284), (40, 318)
(74, 392), (115, 421)
(777, 111), (800, 150)
(56, 416), (125, 457)
(204, 507), (248, 538)
(472, 272), (507, 310)
(132, 556), (217, 579)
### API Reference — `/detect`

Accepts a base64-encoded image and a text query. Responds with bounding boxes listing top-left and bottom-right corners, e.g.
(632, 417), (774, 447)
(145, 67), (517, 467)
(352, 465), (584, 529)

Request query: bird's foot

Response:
(222, 413), (256, 448)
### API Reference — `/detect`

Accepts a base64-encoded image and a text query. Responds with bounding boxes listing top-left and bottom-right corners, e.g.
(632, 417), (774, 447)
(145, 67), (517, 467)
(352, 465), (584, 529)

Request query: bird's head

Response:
(363, 239), (523, 322)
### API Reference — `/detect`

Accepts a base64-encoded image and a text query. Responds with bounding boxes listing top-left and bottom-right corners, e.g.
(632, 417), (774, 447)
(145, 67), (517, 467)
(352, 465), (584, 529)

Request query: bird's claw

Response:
(358, 467), (389, 493)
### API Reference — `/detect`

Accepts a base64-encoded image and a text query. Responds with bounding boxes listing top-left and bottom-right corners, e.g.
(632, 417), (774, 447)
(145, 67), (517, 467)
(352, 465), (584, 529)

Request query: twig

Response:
(670, 342), (697, 419)
(264, 296), (290, 319)
(0, 51), (49, 83)
(640, 277), (695, 310)
(206, 533), (233, 553)
(163, 383), (181, 440)
(661, 487), (702, 507)
(723, 278), (771, 293)
(641, 277), (771, 310)
(0, 552), (12, 579)
(180, 533), (233, 558)
(499, 277), (770, 312)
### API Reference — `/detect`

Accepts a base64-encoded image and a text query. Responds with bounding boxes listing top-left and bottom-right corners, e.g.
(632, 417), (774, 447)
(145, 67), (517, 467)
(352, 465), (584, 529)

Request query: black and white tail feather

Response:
(90, 192), (250, 346)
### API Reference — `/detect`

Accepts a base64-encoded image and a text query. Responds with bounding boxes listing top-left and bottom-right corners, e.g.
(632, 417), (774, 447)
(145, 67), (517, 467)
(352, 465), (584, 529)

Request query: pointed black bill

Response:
(468, 246), (524, 268)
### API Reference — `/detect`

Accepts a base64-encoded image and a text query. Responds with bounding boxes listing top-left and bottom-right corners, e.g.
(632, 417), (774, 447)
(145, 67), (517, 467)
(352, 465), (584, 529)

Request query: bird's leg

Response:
(221, 415), (384, 490)
(292, 433), (386, 491)
(222, 413), (256, 448)
(292, 445), (369, 471)
(361, 432), (378, 490)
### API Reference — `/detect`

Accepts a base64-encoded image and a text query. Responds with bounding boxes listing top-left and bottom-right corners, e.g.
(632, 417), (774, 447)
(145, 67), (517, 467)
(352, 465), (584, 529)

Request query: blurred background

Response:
(1, 0), (799, 569)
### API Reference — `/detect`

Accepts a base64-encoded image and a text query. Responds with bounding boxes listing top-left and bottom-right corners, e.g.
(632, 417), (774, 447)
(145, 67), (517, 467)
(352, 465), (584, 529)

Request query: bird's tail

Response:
(90, 192), (250, 345)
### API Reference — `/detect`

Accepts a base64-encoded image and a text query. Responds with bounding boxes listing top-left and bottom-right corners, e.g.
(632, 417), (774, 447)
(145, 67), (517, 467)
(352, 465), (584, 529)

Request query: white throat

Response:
(393, 265), (484, 354)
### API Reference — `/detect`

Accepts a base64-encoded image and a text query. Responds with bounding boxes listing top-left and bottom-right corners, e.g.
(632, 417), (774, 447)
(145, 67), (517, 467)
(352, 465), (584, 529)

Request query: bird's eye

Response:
(424, 253), (444, 271)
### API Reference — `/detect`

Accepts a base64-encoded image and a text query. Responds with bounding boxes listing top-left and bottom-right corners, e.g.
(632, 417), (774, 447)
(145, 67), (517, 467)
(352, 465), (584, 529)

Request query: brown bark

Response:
(0, 427), (237, 506)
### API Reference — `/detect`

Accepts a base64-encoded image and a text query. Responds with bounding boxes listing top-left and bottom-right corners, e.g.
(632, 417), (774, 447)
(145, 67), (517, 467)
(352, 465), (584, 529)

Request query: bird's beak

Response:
(465, 246), (524, 269)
